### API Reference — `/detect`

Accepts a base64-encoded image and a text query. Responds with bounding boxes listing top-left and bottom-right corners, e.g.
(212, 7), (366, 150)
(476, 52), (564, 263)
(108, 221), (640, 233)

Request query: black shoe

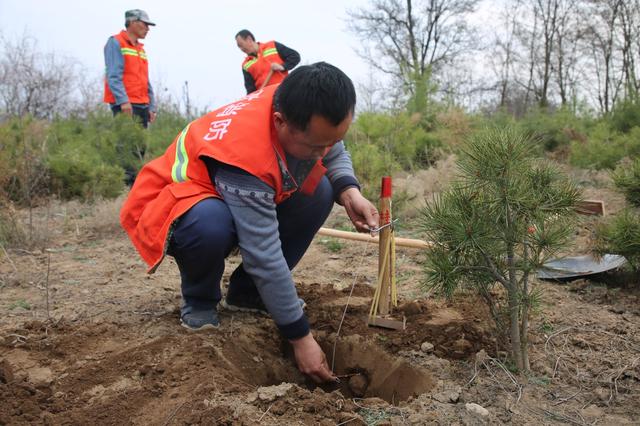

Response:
(220, 294), (306, 315)
(220, 293), (268, 314)
(180, 307), (220, 331)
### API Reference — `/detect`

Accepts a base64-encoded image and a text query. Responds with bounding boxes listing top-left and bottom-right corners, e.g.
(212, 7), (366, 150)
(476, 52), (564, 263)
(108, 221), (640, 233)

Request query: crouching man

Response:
(120, 62), (379, 383)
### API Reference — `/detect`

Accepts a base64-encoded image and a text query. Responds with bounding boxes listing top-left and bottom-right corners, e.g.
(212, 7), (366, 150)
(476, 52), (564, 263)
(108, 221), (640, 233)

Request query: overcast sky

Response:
(0, 0), (381, 110)
(1, 1), (498, 111)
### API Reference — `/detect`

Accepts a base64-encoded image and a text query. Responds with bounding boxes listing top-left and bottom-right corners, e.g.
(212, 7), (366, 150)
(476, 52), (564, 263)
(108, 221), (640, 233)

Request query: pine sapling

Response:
(420, 126), (580, 371)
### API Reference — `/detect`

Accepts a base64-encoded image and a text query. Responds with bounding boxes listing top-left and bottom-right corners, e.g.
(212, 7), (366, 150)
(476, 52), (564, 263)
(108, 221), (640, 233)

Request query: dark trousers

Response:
(168, 177), (334, 311)
(111, 103), (150, 128)
(111, 103), (149, 185)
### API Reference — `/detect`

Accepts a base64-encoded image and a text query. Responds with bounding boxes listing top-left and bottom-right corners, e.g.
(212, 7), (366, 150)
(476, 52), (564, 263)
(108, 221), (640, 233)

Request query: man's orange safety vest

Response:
(242, 41), (287, 91)
(120, 85), (327, 272)
(104, 30), (150, 104)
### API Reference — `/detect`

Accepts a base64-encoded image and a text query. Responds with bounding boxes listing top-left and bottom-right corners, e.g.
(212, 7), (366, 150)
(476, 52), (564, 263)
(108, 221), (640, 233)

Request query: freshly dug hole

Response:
(318, 334), (435, 404)
(222, 332), (434, 405)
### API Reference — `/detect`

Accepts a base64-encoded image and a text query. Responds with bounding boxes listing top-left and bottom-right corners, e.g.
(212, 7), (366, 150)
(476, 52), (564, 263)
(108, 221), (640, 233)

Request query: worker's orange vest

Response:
(104, 30), (150, 104)
(120, 85), (327, 272)
(242, 41), (287, 91)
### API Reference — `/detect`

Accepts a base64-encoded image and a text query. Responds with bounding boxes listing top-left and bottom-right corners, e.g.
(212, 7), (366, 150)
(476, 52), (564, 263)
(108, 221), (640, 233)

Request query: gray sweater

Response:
(206, 141), (358, 339)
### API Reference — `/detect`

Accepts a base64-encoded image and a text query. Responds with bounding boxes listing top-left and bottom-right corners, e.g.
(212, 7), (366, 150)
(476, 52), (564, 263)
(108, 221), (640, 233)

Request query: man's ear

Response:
(273, 111), (286, 131)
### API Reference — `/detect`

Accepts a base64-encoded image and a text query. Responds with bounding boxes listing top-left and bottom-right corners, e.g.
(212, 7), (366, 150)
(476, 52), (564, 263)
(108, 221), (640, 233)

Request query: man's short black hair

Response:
(274, 62), (356, 131)
(235, 29), (255, 41)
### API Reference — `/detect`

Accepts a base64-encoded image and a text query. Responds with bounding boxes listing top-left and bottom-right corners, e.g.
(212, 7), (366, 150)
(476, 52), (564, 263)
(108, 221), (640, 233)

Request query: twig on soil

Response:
(45, 250), (51, 320)
(331, 243), (371, 372)
(257, 403), (273, 423)
(466, 357), (480, 387)
(6, 333), (28, 345)
(552, 356), (560, 378)
(547, 326), (640, 352)
(162, 401), (188, 426)
(577, 328), (640, 352)
(336, 417), (359, 426)
(86, 309), (110, 319)
(0, 242), (18, 274)
(551, 387), (583, 406)
(480, 356), (524, 403)
(13, 248), (39, 255)
(613, 356), (640, 398)
(544, 326), (573, 352)
(529, 406), (589, 426)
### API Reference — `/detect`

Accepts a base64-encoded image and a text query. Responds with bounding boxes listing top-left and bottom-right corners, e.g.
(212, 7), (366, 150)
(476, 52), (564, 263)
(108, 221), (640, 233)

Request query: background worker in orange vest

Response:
(120, 63), (379, 383)
(104, 9), (157, 128)
(235, 29), (300, 94)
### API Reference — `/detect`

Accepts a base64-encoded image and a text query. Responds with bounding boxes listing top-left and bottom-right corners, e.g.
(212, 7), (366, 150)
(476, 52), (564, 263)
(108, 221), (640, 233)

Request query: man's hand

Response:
(120, 102), (133, 116)
(270, 62), (285, 72)
(338, 187), (379, 232)
(290, 333), (337, 383)
(149, 111), (157, 123)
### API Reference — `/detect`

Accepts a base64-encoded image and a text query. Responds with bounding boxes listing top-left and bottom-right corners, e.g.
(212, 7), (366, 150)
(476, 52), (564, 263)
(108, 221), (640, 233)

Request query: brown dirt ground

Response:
(1, 159), (639, 425)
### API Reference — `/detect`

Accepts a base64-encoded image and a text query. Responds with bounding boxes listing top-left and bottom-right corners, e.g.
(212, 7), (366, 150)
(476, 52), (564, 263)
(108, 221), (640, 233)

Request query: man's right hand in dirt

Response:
(290, 333), (337, 383)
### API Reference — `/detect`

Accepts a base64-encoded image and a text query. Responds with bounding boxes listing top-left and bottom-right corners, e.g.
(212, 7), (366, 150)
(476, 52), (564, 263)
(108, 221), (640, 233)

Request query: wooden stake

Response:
(377, 180), (392, 315)
(367, 176), (406, 331)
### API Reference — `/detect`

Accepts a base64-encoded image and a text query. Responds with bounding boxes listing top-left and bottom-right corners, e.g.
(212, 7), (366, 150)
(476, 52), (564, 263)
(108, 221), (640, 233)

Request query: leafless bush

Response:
(0, 33), (86, 119)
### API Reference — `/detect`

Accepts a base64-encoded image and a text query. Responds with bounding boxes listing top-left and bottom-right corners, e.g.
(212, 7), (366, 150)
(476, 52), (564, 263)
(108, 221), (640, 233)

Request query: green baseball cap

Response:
(125, 9), (156, 26)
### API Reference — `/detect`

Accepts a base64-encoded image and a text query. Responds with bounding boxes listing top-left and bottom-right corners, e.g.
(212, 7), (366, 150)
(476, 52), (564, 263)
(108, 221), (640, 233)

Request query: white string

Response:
(331, 241), (372, 373)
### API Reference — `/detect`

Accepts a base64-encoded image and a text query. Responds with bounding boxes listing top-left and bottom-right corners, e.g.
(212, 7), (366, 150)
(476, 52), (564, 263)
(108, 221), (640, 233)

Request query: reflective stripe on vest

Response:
(243, 58), (258, 71)
(171, 124), (192, 183)
(263, 48), (278, 57)
(121, 48), (148, 60)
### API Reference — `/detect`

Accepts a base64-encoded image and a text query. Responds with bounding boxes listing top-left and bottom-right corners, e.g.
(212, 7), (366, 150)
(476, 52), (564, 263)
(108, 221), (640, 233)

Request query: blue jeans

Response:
(168, 177), (334, 311)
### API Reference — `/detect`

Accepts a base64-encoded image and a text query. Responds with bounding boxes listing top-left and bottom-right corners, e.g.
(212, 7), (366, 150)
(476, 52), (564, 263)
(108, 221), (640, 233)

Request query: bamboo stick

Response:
(378, 181), (392, 315)
(391, 232), (397, 307)
(317, 227), (433, 249)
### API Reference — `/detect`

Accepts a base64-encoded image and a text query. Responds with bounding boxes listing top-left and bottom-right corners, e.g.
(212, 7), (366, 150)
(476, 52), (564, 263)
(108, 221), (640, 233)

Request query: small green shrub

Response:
(518, 107), (586, 152)
(349, 111), (441, 170)
(0, 116), (50, 205)
(48, 136), (124, 200)
(47, 111), (162, 200)
(592, 209), (640, 271)
(569, 123), (628, 170)
(610, 99), (640, 133)
(345, 140), (400, 201)
(0, 200), (26, 246)
(612, 158), (640, 207)
(0, 105), (187, 203)
(320, 238), (344, 253)
(9, 299), (31, 310)
(432, 108), (475, 152)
